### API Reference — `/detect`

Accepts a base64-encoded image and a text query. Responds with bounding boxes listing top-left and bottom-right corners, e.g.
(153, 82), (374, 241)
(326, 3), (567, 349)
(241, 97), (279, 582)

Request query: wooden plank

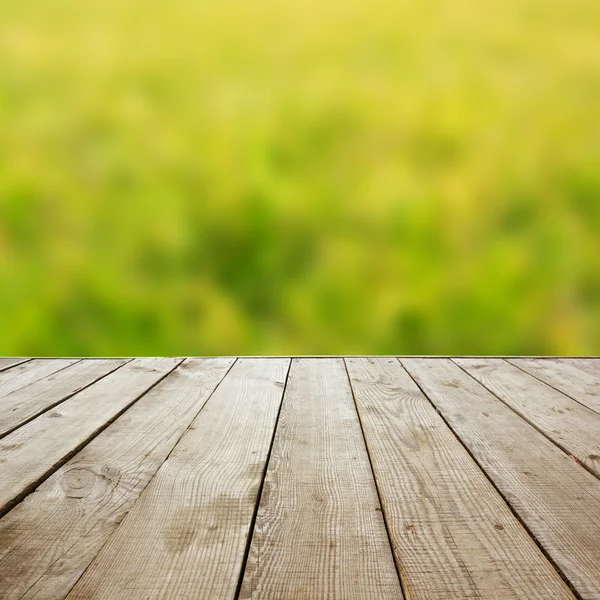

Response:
(0, 359), (80, 399)
(346, 357), (574, 600)
(67, 358), (290, 600)
(0, 358), (235, 600)
(0, 358), (180, 516)
(561, 358), (600, 378)
(240, 358), (402, 599)
(402, 358), (600, 600)
(0, 359), (127, 438)
(508, 358), (600, 414)
(456, 358), (600, 477)
(0, 359), (30, 373)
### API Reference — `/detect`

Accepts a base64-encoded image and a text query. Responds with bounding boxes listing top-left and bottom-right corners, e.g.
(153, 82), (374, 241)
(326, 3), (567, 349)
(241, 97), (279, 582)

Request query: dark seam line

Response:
(15, 358), (191, 599)
(18, 508), (116, 598)
(452, 359), (600, 483)
(57, 356), (239, 600)
(344, 358), (408, 600)
(234, 358), (293, 600)
(397, 358), (582, 600)
(0, 358), (85, 403)
(1, 358), (180, 522)
(0, 358), (33, 374)
(0, 358), (128, 440)
(505, 358), (600, 417)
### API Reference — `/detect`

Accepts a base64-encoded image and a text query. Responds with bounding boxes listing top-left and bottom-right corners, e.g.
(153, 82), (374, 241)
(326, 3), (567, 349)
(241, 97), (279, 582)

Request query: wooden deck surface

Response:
(0, 357), (599, 599)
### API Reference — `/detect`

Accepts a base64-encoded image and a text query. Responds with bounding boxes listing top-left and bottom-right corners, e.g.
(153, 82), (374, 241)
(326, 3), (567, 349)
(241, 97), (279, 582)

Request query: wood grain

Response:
(0, 356), (598, 600)
(0, 359), (128, 438)
(402, 358), (600, 600)
(346, 357), (574, 600)
(0, 358), (179, 516)
(67, 358), (289, 600)
(508, 358), (600, 414)
(456, 358), (600, 476)
(0, 359), (79, 400)
(560, 358), (600, 378)
(0, 359), (30, 374)
(240, 358), (402, 600)
(0, 358), (234, 600)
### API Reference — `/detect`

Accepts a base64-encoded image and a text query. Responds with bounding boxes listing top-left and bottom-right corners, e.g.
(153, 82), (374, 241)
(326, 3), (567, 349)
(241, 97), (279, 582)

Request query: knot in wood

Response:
(59, 467), (110, 499)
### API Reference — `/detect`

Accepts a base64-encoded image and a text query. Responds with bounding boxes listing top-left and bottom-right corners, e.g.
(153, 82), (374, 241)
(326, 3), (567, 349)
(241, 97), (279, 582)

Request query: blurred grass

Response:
(1, 0), (599, 355)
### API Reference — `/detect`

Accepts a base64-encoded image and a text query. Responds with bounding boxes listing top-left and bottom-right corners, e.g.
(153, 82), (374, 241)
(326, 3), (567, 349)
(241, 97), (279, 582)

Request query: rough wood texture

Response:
(0, 359), (128, 438)
(0, 359), (30, 373)
(0, 358), (179, 516)
(0, 358), (234, 600)
(561, 358), (600, 378)
(402, 358), (600, 600)
(67, 358), (289, 600)
(240, 358), (402, 599)
(1, 357), (599, 600)
(0, 359), (79, 400)
(456, 358), (600, 476)
(346, 357), (574, 600)
(508, 358), (600, 414)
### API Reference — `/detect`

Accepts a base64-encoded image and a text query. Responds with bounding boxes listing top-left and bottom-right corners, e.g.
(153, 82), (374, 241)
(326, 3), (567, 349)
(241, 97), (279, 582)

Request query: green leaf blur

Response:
(1, 0), (599, 355)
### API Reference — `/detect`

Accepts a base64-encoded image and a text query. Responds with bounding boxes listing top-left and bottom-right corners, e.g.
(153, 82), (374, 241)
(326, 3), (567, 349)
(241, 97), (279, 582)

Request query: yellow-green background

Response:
(1, 0), (599, 355)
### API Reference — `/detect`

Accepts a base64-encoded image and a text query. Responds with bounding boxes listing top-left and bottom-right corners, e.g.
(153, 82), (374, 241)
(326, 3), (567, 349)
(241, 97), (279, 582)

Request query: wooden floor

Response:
(1, 358), (599, 599)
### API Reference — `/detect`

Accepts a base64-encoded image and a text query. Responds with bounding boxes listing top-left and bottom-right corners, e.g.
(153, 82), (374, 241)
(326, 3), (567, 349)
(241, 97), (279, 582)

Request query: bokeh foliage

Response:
(1, 0), (599, 355)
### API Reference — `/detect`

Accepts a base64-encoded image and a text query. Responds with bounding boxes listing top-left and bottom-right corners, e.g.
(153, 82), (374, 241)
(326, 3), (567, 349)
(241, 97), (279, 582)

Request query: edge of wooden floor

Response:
(5, 356), (600, 360)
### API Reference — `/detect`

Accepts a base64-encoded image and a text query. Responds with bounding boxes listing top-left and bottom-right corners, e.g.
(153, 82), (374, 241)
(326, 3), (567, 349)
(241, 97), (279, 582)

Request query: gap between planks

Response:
(402, 358), (600, 599)
(66, 359), (290, 600)
(0, 359), (32, 374)
(0, 359), (182, 519)
(0, 359), (132, 439)
(0, 358), (236, 600)
(1, 357), (599, 600)
(345, 357), (575, 600)
(506, 358), (600, 415)
(240, 358), (402, 599)
(452, 358), (600, 479)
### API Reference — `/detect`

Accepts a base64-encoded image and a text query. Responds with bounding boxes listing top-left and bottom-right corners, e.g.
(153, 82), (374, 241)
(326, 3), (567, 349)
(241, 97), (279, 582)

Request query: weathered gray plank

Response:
(560, 358), (600, 378)
(346, 357), (574, 600)
(402, 358), (600, 600)
(0, 358), (179, 516)
(0, 359), (128, 438)
(240, 358), (402, 599)
(456, 358), (600, 477)
(508, 358), (600, 414)
(0, 359), (80, 400)
(0, 359), (30, 374)
(67, 358), (289, 600)
(0, 358), (234, 600)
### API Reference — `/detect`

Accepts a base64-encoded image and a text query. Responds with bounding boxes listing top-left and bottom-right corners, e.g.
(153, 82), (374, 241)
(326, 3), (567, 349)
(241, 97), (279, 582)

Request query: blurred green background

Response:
(1, 0), (599, 356)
